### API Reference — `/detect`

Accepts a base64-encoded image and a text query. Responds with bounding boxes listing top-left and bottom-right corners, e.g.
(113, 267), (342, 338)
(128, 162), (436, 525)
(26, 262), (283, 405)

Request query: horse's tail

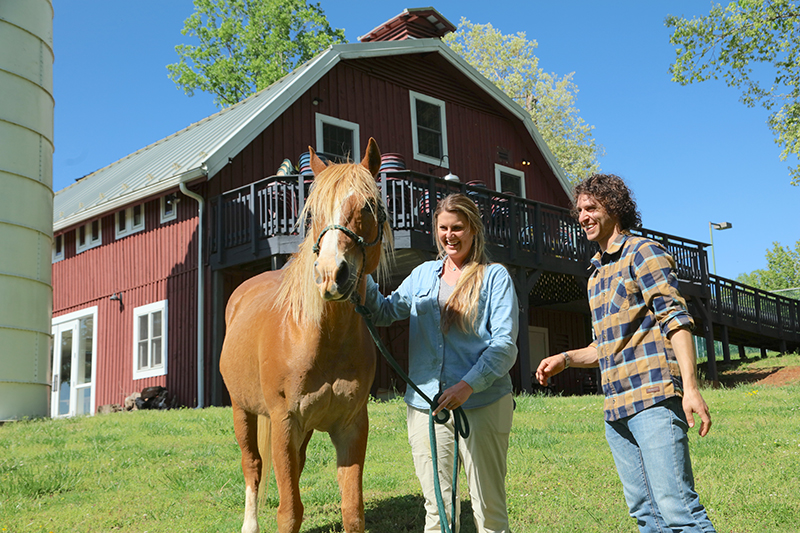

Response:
(257, 415), (272, 509)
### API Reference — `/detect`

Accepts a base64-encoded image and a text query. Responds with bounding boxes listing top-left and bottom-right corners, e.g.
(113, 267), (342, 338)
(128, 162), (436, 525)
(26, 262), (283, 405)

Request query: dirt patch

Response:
(709, 363), (800, 388)
(756, 366), (800, 386)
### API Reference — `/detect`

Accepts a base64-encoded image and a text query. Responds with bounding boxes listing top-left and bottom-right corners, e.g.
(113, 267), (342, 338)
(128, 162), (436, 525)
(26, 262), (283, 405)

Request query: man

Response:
(536, 174), (716, 532)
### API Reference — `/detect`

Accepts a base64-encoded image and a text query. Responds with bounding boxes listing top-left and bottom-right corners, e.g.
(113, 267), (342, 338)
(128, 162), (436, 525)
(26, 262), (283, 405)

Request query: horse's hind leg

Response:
(331, 407), (369, 533)
(232, 399), (262, 533)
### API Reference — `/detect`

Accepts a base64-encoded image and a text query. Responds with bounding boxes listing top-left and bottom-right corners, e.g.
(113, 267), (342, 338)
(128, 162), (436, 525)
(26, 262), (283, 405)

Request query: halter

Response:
(311, 202), (387, 304)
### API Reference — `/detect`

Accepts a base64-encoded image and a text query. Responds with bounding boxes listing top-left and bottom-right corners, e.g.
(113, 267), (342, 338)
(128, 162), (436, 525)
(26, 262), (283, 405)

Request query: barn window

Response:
(410, 91), (448, 167)
(494, 164), (526, 198)
(133, 300), (168, 380)
(115, 204), (145, 239)
(315, 113), (360, 162)
(161, 194), (178, 223)
(75, 219), (102, 253)
(53, 234), (64, 262)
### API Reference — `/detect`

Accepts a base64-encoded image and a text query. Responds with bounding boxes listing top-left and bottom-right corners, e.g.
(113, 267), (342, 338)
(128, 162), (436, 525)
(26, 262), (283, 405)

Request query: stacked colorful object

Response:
(379, 153), (406, 172)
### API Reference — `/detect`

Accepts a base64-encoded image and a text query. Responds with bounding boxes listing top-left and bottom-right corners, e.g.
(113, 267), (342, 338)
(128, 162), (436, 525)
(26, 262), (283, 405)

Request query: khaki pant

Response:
(407, 393), (513, 533)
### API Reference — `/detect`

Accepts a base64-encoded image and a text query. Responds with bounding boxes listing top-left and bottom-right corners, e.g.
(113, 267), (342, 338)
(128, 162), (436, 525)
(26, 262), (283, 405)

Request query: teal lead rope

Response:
(355, 304), (470, 533)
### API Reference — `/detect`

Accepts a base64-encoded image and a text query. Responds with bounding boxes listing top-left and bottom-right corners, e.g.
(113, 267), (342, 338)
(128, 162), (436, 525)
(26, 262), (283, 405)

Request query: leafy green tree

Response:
(168, 0), (346, 108)
(737, 239), (800, 297)
(667, 1), (800, 185)
(443, 19), (603, 184)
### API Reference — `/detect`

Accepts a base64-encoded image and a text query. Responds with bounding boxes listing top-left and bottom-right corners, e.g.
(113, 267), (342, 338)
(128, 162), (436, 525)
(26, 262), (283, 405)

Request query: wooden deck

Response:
(209, 171), (800, 381)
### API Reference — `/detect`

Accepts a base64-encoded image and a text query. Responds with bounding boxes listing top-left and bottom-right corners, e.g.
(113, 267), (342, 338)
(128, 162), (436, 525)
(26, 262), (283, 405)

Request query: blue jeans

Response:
(605, 397), (716, 533)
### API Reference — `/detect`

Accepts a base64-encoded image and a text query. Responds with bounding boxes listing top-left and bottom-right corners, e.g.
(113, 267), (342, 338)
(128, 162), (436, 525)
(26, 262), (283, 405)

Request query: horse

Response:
(219, 138), (393, 533)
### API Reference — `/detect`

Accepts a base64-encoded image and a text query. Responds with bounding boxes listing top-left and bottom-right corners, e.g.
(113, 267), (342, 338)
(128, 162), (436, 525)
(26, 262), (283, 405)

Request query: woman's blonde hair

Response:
(434, 193), (489, 333)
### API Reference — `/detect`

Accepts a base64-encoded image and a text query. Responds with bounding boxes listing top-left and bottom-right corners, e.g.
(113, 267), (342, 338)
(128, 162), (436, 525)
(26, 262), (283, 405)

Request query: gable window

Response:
(75, 219), (102, 253)
(53, 234), (64, 262)
(315, 113), (360, 162)
(160, 194), (178, 223)
(494, 164), (526, 198)
(133, 300), (168, 380)
(410, 91), (448, 167)
(115, 204), (145, 239)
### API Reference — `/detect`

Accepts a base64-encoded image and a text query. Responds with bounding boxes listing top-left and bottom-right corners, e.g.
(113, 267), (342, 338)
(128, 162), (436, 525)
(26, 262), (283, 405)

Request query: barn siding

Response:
(52, 193), (201, 408)
(208, 58), (571, 209)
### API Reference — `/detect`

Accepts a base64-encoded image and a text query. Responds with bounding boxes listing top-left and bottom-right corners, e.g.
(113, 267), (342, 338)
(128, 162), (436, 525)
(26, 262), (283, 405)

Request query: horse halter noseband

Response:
(311, 202), (387, 303)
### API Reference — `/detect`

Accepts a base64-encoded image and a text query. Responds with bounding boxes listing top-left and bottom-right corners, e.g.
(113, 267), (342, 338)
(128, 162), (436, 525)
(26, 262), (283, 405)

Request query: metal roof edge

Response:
(53, 167), (207, 233)
(203, 48), (343, 178)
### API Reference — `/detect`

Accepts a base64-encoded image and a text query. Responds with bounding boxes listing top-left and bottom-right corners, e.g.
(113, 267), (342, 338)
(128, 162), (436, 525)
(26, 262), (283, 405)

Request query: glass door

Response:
(51, 312), (95, 417)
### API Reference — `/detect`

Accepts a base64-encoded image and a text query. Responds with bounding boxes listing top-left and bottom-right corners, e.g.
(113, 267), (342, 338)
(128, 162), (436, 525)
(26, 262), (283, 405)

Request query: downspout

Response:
(180, 178), (206, 408)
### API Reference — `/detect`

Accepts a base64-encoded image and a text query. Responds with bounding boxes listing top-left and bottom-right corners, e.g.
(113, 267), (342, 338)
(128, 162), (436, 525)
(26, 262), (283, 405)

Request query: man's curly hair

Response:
(572, 174), (642, 231)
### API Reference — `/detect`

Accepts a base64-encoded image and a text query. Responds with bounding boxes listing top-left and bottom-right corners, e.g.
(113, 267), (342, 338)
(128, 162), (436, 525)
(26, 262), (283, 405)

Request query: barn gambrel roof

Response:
(54, 38), (572, 232)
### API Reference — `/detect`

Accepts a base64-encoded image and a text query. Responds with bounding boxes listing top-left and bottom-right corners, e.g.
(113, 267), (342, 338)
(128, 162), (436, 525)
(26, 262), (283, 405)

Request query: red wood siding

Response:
(208, 56), (571, 209)
(52, 195), (201, 408)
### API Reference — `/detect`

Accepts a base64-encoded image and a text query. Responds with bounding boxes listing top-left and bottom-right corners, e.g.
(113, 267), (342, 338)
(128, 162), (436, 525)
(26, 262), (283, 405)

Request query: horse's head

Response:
(307, 138), (388, 303)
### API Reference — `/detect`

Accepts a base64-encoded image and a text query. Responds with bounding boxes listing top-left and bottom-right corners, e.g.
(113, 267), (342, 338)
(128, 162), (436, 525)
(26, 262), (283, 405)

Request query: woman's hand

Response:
(433, 380), (473, 415)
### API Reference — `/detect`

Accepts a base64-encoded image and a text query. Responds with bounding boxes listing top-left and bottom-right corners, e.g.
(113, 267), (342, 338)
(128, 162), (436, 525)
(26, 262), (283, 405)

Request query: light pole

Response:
(708, 221), (733, 276)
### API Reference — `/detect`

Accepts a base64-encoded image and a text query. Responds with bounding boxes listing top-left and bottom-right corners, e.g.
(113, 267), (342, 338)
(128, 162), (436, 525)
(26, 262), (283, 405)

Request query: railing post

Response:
(250, 182), (258, 256)
(533, 203), (542, 266)
(217, 195), (226, 265)
(508, 196), (518, 262)
(297, 174), (305, 238)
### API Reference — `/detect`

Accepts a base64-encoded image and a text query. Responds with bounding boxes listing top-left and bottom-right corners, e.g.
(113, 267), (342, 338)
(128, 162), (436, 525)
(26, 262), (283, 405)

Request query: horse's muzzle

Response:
(314, 257), (358, 301)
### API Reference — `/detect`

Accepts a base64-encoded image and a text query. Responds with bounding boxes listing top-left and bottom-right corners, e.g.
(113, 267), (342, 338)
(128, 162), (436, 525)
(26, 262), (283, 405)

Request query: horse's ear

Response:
(309, 146), (329, 176)
(361, 138), (381, 178)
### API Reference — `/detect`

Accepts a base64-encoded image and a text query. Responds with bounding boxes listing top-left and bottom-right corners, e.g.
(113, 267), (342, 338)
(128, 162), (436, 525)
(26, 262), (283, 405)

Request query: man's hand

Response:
(683, 388), (712, 437)
(535, 355), (566, 386)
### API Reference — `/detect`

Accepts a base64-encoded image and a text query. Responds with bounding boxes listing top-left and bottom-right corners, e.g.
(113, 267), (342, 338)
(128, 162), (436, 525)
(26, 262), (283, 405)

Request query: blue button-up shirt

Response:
(365, 261), (519, 410)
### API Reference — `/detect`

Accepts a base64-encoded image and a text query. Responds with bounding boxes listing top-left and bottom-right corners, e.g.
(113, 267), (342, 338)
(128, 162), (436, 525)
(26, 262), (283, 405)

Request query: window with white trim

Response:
(160, 194), (178, 223)
(75, 219), (102, 253)
(315, 113), (360, 162)
(410, 91), (448, 167)
(133, 300), (168, 380)
(494, 164), (526, 198)
(53, 234), (64, 262)
(115, 204), (145, 239)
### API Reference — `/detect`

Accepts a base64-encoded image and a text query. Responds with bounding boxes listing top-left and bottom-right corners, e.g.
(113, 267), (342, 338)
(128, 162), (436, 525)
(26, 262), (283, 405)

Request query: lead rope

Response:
(354, 303), (469, 533)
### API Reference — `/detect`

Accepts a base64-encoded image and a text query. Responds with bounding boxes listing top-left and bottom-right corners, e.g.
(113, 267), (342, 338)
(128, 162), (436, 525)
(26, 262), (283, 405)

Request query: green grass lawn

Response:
(1, 361), (798, 532)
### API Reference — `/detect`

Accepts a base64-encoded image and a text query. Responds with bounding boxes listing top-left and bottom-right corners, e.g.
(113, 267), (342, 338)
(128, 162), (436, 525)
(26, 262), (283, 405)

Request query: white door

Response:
(51, 310), (96, 418)
(528, 326), (550, 379)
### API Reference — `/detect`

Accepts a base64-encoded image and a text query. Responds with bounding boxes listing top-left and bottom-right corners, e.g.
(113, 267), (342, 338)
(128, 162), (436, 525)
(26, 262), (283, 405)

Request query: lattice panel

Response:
(529, 272), (586, 306)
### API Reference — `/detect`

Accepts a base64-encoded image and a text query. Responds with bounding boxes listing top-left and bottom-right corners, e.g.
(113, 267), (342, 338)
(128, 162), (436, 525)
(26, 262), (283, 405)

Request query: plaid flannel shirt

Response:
(588, 233), (694, 421)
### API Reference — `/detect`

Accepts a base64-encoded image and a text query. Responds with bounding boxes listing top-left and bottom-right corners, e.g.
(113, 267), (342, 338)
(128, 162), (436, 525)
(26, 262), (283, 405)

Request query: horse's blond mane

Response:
(274, 162), (393, 328)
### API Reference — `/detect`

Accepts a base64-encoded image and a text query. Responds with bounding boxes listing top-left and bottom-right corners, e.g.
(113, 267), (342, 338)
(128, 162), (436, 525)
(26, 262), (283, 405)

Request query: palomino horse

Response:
(220, 138), (392, 533)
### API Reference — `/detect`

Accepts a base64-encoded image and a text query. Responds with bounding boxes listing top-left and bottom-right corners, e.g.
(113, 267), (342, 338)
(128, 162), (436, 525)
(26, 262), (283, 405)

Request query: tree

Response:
(443, 19), (603, 184)
(168, 0), (346, 108)
(667, 1), (800, 185)
(736, 239), (800, 297)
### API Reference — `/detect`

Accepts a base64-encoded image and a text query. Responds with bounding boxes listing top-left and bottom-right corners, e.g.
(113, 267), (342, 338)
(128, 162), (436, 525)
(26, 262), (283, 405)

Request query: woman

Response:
(364, 193), (518, 533)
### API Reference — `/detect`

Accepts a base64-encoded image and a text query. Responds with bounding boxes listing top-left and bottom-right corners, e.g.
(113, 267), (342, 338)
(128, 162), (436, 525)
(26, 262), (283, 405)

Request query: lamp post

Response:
(708, 221), (733, 276)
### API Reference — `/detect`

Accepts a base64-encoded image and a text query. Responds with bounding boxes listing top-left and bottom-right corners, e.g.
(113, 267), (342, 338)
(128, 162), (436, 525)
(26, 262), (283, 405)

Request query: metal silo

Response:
(0, 0), (54, 420)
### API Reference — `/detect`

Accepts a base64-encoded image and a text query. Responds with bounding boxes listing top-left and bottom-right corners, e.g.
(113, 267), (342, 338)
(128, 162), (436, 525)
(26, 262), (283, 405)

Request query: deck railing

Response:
(210, 171), (706, 277)
(709, 275), (800, 337)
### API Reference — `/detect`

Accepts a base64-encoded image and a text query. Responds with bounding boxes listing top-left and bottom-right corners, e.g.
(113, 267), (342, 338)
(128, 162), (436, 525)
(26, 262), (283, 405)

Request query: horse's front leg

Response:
(231, 400), (262, 533)
(331, 407), (369, 533)
(271, 414), (307, 533)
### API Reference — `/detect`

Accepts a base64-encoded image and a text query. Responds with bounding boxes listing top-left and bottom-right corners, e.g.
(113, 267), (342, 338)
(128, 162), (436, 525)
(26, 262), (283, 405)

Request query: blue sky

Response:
(52, 1), (798, 281)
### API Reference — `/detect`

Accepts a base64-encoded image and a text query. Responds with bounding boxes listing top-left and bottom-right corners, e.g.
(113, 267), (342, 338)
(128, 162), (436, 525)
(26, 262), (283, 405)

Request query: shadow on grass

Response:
(304, 494), (477, 533)
(699, 358), (783, 387)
